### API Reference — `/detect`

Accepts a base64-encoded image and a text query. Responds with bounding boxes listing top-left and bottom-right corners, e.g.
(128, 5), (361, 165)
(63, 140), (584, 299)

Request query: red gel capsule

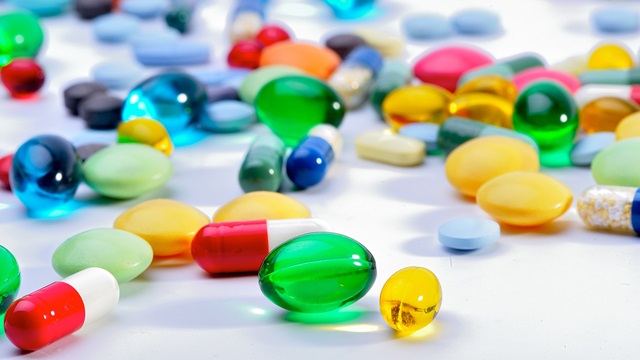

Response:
(227, 40), (263, 69)
(256, 25), (291, 47)
(1, 59), (45, 98)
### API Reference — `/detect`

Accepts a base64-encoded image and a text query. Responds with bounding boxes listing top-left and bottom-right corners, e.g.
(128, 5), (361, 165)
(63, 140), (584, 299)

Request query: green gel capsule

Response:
(513, 81), (578, 167)
(238, 133), (286, 193)
(0, 12), (44, 66)
(258, 232), (376, 313)
(255, 75), (345, 147)
(0, 245), (20, 328)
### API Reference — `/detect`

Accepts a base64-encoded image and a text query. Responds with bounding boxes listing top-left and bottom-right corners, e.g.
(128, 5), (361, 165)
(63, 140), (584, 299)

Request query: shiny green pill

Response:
(0, 245), (20, 327)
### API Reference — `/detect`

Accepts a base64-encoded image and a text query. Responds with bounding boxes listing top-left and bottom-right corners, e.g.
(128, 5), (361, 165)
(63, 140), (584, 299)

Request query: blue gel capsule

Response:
(10, 135), (81, 213)
(323, 0), (375, 19)
(285, 124), (341, 189)
(122, 72), (210, 136)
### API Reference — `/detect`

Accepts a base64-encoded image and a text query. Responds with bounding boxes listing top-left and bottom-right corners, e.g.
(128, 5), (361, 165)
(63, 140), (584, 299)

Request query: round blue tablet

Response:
(438, 217), (500, 250)
(591, 7), (639, 33)
(451, 9), (502, 35)
(570, 132), (616, 167)
(91, 62), (143, 90)
(402, 13), (452, 40)
(199, 100), (256, 132)
(8, 0), (72, 17)
(93, 13), (141, 43)
(121, 0), (169, 19)
(398, 123), (440, 153)
(133, 41), (211, 66)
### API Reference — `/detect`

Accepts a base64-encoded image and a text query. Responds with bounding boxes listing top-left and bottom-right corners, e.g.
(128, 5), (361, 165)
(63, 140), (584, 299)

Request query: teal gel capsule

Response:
(238, 133), (286, 193)
(0, 245), (20, 327)
(458, 53), (545, 86)
(437, 116), (539, 155)
(258, 232), (376, 313)
(579, 69), (640, 85)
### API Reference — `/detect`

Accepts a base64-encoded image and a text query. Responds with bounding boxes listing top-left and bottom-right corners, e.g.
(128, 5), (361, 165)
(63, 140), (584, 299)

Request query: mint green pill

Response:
(592, 138), (640, 187)
(82, 143), (173, 199)
(259, 232), (376, 313)
(52, 228), (153, 283)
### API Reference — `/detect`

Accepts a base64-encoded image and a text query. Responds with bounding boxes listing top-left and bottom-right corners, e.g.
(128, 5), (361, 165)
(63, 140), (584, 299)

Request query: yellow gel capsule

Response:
(380, 267), (442, 333)
(117, 118), (174, 156)
(587, 44), (634, 70)
(445, 136), (539, 197)
(114, 199), (210, 257)
(213, 191), (310, 222)
(382, 84), (452, 130)
(580, 97), (639, 134)
(454, 75), (518, 103)
(448, 93), (514, 128)
(476, 171), (573, 227)
(615, 112), (640, 140)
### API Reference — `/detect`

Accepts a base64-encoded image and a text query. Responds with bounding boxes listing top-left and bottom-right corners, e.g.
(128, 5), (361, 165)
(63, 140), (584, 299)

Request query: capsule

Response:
(238, 133), (286, 193)
(192, 218), (332, 275)
(447, 92), (514, 128)
(4, 268), (119, 351)
(437, 116), (538, 155)
(574, 84), (640, 108)
(577, 185), (640, 234)
(285, 124), (342, 189)
(370, 60), (413, 120)
(0, 245), (20, 323)
(327, 45), (383, 109)
(580, 68), (640, 86)
(458, 53), (546, 86)
(228, 0), (264, 44)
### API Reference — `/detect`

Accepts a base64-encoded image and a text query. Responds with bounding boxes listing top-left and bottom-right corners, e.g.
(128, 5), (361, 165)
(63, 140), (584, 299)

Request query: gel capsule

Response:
(4, 268), (119, 351)
(577, 185), (640, 234)
(238, 133), (286, 193)
(117, 118), (173, 156)
(458, 53), (545, 86)
(192, 218), (331, 275)
(574, 84), (640, 108)
(286, 124), (342, 189)
(380, 267), (441, 333)
(259, 232), (376, 313)
(0, 245), (20, 325)
(580, 97), (639, 133)
(447, 92), (513, 128)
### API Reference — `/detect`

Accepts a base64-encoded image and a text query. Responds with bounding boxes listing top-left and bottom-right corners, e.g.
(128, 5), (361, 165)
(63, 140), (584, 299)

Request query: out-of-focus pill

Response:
(398, 123), (440, 153)
(451, 9), (502, 35)
(591, 7), (639, 33)
(402, 13), (452, 40)
(570, 132), (616, 166)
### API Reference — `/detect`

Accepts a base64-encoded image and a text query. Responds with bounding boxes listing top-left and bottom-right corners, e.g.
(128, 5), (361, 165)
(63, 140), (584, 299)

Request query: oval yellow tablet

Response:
(476, 171), (573, 227)
(615, 112), (640, 140)
(114, 199), (210, 257)
(445, 136), (539, 197)
(213, 191), (310, 222)
(117, 118), (173, 156)
(587, 43), (634, 70)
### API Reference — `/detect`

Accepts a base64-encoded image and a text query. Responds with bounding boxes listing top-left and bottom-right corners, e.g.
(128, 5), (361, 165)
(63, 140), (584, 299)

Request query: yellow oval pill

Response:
(587, 43), (634, 70)
(382, 85), (452, 130)
(476, 171), (573, 227)
(117, 118), (174, 156)
(615, 112), (640, 140)
(445, 136), (539, 197)
(454, 75), (518, 103)
(114, 199), (210, 257)
(213, 191), (310, 222)
(448, 93), (514, 128)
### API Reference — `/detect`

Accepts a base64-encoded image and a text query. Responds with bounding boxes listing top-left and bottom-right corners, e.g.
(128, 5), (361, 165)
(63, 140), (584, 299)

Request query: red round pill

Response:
(227, 40), (263, 69)
(256, 25), (291, 47)
(1, 59), (45, 98)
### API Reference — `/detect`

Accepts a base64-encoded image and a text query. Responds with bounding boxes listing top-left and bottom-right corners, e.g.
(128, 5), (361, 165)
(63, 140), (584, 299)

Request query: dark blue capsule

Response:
(10, 135), (81, 212)
(286, 136), (334, 189)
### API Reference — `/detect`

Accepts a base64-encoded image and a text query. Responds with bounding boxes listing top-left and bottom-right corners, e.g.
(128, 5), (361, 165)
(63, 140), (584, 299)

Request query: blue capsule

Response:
(10, 135), (81, 212)
(285, 124), (342, 189)
(122, 72), (210, 137)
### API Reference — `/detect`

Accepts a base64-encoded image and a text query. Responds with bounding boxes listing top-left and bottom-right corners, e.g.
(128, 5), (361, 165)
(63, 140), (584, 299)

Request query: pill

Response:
(398, 123), (440, 153)
(193, 68), (251, 88)
(256, 24), (291, 47)
(352, 27), (404, 57)
(402, 13), (452, 40)
(206, 86), (240, 103)
(93, 13), (140, 43)
(192, 218), (332, 275)
(238, 65), (302, 104)
(616, 112), (640, 140)
(10, 135), (81, 213)
(117, 118), (173, 155)
(574, 84), (640, 108)
(259, 41), (341, 80)
(133, 41), (211, 66)
(324, 0), (375, 19)
(382, 84), (452, 130)
(577, 185), (640, 234)
(355, 129), (426, 167)
(455, 75), (518, 102)
(328, 45), (383, 109)
(379, 267), (441, 333)
(451, 9), (502, 35)
(227, 40), (262, 69)
(458, 53), (545, 86)
(591, 7), (640, 33)
(128, 28), (180, 48)
(165, 2), (194, 34)
(592, 138), (640, 187)
(76, 143), (109, 163)
(413, 46), (493, 92)
(0, 12), (44, 66)
(115, 198), (210, 257)
(587, 43), (634, 70)
(580, 97), (639, 133)
(239, 133), (286, 193)
(371, 60), (413, 119)
(477, 171), (573, 227)
(91, 62), (143, 90)
(0, 58), (45, 98)
(286, 124), (341, 189)
(52, 228), (153, 283)
(258, 232), (376, 313)
(63, 82), (108, 116)
(200, 100), (256, 133)
(0, 245), (20, 323)
(75, 0), (112, 19)
(4, 268), (119, 351)
(438, 217), (500, 250)
(570, 132), (616, 166)
(255, 75), (345, 146)
(448, 92), (513, 128)
(78, 94), (124, 130)
(512, 67), (581, 93)
(121, 0), (169, 19)
(8, 0), (71, 17)
(228, 0), (264, 43)
(0, 154), (13, 189)
(213, 191), (311, 222)
(580, 69), (640, 85)
(324, 33), (367, 59)
(550, 55), (589, 77)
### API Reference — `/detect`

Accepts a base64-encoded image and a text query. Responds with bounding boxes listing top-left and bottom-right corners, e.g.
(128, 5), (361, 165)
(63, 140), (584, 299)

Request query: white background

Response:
(1, 0), (640, 359)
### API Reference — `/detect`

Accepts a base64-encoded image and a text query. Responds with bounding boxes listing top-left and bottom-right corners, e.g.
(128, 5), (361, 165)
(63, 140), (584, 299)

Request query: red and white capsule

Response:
(4, 267), (119, 351)
(191, 218), (331, 275)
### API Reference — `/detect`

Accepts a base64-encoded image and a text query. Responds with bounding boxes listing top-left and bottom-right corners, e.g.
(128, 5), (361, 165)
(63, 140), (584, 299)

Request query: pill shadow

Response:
(499, 220), (574, 236)
(402, 236), (507, 258)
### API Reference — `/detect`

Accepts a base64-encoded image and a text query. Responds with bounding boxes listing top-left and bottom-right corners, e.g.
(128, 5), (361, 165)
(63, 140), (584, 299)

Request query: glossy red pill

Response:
(0, 153), (13, 189)
(1, 59), (45, 98)
(227, 40), (262, 69)
(256, 25), (291, 47)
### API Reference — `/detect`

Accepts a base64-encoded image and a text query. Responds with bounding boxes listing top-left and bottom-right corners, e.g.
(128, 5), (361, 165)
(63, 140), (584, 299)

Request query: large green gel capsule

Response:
(0, 245), (20, 329)
(258, 232), (376, 313)
(255, 75), (345, 147)
(0, 12), (44, 66)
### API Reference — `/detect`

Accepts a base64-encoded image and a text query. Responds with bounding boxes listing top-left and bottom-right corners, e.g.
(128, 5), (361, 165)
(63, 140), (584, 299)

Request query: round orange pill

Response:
(259, 41), (341, 80)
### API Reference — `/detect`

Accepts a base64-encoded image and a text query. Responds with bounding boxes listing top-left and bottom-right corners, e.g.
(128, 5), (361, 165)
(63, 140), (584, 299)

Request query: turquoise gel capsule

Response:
(259, 232), (377, 313)
(0, 245), (20, 328)
(238, 133), (286, 193)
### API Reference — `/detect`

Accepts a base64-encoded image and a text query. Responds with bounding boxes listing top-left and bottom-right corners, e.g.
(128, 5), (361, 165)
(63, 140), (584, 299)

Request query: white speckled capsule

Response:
(577, 185), (639, 234)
